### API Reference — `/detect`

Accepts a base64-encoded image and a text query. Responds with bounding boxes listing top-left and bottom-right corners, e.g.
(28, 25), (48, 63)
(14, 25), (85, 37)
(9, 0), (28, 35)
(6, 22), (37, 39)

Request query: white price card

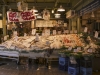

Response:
(94, 31), (98, 38)
(88, 48), (92, 53)
(70, 31), (73, 34)
(68, 47), (72, 50)
(32, 29), (36, 35)
(58, 31), (61, 34)
(74, 49), (77, 52)
(4, 36), (7, 41)
(53, 30), (56, 35)
(84, 27), (88, 32)
(64, 23), (67, 27)
(42, 33), (45, 36)
(77, 47), (81, 51)
(24, 33), (27, 37)
(74, 30), (77, 34)
(13, 31), (17, 36)
(64, 30), (66, 34)
(66, 30), (69, 33)
(45, 29), (50, 36)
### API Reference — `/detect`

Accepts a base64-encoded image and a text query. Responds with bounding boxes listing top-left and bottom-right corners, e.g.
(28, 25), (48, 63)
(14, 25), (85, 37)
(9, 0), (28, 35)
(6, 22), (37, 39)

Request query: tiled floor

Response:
(0, 59), (99, 75)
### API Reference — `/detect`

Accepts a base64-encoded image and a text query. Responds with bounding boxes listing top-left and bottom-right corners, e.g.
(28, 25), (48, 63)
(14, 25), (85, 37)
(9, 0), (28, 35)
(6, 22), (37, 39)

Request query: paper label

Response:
(74, 30), (77, 34)
(24, 33), (27, 37)
(68, 47), (72, 50)
(88, 48), (92, 53)
(77, 47), (81, 51)
(94, 31), (98, 38)
(70, 31), (73, 34)
(4, 36), (7, 41)
(84, 27), (88, 32)
(66, 30), (69, 33)
(42, 33), (45, 36)
(74, 49), (77, 52)
(13, 31), (17, 36)
(64, 23), (67, 27)
(45, 29), (50, 36)
(58, 31), (61, 34)
(53, 30), (56, 35)
(32, 29), (36, 35)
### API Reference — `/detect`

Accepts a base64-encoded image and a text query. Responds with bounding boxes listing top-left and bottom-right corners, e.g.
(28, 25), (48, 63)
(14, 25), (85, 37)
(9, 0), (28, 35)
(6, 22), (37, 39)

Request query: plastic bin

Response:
(80, 60), (92, 68)
(59, 57), (69, 71)
(80, 67), (92, 75)
(68, 67), (79, 75)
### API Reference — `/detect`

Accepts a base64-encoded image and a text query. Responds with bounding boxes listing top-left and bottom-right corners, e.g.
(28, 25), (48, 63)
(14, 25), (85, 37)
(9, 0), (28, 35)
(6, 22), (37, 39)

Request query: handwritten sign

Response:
(7, 10), (36, 22)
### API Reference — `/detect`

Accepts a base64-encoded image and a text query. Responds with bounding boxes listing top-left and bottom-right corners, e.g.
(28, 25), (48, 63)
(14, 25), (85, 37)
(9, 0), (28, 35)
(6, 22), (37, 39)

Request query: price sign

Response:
(24, 33), (27, 37)
(13, 31), (17, 36)
(53, 30), (56, 35)
(84, 27), (88, 32)
(77, 47), (81, 51)
(74, 49), (77, 52)
(4, 36), (7, 41)
(45, 29), (50, 36)
(66, 30), (69, 34)
(32, 29), (36, 35)
(58, 31), (61, 34)
(68, 47), (72, 50)
(74, 30), (77, 34)
(94, 31), (98, 38)
(70, 31), (73, 34)
(88, 48), (92, 53)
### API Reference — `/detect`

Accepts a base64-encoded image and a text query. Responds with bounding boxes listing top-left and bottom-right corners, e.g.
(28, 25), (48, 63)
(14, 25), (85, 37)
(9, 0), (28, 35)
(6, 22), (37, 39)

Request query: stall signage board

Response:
(7, 11), (36, 22)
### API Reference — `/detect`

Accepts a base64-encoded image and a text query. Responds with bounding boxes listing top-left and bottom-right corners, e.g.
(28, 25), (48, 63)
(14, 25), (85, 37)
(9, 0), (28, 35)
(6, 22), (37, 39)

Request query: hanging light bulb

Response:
(32, 6), (38, 12)
(52, 9), (54, 13)
(57, 5), (65, 12)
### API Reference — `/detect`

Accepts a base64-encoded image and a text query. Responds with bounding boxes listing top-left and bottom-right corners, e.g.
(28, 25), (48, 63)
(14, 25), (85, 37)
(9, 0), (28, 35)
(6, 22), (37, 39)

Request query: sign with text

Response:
(32, 29), (36, 35)
(7, 10), (36, 22)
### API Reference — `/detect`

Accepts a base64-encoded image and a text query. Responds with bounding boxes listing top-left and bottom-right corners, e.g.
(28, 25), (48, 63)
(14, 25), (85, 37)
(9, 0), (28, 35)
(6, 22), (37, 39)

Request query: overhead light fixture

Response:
(57, 5), (65, 12)
(32, 6), (38, 12)
(0, 13), (2, 16)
